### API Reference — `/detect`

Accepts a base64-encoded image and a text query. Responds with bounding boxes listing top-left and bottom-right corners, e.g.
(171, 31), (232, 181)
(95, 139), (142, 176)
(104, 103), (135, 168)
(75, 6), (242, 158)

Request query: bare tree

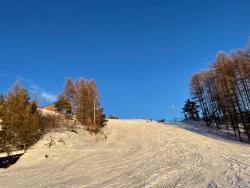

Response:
(189, 41), (250, 142)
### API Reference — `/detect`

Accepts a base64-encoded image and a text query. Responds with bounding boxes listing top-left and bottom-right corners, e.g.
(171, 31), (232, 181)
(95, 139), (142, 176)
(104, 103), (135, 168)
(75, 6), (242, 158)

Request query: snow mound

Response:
(0, 119), (250, 188)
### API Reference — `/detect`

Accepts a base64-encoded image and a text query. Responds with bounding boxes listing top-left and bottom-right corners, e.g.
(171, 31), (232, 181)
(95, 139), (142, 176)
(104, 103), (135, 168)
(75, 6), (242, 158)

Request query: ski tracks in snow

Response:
(0, 119), (250, 188)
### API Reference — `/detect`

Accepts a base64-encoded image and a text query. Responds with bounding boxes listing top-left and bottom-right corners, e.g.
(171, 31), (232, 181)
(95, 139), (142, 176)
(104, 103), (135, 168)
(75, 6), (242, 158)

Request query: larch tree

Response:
(1, 81), (41, 147)
(73, 78), (106, 130)
(55, 77), (106, 132)
(88, 80), (107, 130)
(62, 77), (76, 113)
(75, 78), (89, 126)
(189, 39), (250, 142)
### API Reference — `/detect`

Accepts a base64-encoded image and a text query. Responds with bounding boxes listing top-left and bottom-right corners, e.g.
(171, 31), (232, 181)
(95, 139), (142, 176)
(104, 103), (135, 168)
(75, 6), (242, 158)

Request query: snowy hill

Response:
(0, 119), (2, 131)
(0, 119), (250, 187)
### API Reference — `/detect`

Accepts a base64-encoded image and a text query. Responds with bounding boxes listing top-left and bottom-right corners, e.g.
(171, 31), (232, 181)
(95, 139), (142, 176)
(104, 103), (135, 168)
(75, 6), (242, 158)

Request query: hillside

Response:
(0, 119), (250, 188)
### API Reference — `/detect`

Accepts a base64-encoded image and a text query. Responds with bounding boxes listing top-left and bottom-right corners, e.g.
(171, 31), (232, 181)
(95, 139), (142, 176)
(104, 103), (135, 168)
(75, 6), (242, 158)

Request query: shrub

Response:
(41, 114), (61, 131)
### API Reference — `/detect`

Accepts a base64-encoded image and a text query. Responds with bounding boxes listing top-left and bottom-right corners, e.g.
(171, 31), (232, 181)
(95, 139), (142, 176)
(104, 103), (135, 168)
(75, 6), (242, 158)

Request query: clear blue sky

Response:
(0, 0), (250, 120)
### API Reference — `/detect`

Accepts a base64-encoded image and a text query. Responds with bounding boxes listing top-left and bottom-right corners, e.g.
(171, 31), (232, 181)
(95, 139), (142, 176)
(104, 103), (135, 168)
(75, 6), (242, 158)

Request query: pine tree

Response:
(0, 94), (4, 104)
(96, 107), (107, 129)
(54, 95), (72, 116)
(182, 99), (199, 120)
(0, 94), (4, 118)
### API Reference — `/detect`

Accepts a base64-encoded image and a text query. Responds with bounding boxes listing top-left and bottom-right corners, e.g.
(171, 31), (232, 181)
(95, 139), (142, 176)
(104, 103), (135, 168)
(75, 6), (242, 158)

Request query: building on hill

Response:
(42, 105), (55, 112)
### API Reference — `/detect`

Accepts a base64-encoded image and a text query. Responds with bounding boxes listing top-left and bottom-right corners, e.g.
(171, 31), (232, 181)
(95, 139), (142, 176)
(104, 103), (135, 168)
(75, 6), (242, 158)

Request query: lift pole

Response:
(93, 96), (97, 130)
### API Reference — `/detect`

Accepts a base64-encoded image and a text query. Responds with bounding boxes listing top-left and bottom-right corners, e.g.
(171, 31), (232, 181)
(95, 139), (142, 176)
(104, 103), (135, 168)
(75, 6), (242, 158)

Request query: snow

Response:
(172, 120), (250, 143)
(0, 119), (2, 131)
(0, 119), (250, 187)
(39, 108), (59, 116)
(0, 150), (25, 158)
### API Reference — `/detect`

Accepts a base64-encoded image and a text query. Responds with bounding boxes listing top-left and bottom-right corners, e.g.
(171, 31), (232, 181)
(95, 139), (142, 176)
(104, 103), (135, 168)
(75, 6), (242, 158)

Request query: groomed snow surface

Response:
(0, 119), (250, 188)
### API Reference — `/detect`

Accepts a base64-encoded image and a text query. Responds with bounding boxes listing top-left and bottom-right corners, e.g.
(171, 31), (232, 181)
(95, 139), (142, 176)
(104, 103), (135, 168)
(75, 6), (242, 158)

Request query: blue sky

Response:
(0, 0), (250, 120)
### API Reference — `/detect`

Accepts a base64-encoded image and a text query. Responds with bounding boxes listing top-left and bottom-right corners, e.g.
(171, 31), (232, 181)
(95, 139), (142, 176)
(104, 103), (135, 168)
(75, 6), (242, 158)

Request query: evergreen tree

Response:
(0, 94), (4, 104)
(0, 94), (4, 118)
(182, 99), (200, 120)
(54, 95), (72, 115)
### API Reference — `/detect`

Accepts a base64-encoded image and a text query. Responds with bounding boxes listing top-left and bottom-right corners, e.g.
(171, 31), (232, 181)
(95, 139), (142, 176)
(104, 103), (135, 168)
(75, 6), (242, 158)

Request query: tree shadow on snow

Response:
(166, 121), (249, 146)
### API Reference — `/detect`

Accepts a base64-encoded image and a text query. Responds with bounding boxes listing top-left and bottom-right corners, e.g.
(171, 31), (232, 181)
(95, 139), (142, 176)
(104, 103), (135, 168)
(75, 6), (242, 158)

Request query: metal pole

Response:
(171, 104), (176, 122)
(93, 96), (97, 130)
(94, 97), (96, 124)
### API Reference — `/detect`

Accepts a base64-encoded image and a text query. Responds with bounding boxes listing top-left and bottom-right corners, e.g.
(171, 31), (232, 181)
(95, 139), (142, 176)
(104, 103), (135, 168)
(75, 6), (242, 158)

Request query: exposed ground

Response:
(0, 119), (250, 188)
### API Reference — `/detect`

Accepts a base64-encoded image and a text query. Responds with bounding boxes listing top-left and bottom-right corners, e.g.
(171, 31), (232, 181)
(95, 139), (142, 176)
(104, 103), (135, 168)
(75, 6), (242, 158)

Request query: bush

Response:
(41, 113), (77, 132)
(41, 114), (61, 131)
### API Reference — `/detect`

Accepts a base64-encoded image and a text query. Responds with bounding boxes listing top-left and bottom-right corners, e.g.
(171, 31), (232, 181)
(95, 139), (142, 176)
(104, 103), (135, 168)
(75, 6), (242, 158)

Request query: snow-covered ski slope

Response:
(0, 119), (250, 188)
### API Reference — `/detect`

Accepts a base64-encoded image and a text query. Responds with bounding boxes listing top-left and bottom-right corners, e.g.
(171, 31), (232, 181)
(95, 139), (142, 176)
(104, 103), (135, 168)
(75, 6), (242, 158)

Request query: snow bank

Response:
(0, 119), (250, 187)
